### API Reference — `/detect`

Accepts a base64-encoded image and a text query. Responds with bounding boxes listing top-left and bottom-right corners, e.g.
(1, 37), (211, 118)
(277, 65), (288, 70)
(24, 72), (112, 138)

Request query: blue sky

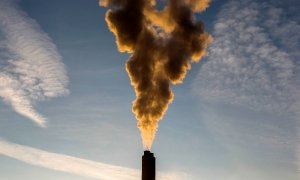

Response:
(0, 0), (299, 179)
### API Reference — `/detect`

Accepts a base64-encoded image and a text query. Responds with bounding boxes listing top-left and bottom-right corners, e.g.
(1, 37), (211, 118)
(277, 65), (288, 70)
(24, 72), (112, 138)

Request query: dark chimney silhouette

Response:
(142, 150), (155, 180)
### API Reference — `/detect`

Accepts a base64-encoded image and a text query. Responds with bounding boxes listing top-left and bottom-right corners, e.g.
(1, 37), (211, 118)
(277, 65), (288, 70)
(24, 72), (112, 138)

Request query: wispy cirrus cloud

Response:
(193, 0), (300, 178)
(193, 0), (300, 114)
(0, 139), (182, 180)
(0, 0), (69, 127)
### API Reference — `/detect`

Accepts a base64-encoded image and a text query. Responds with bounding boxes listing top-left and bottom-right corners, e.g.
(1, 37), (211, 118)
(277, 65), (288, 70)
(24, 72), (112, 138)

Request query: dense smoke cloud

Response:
(100, 0), (212, 149)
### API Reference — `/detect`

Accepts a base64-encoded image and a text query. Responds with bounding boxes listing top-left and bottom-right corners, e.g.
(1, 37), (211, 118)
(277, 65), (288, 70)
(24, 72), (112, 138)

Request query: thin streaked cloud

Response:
(192, 0), (300, 179)
(193, 0), (300, 114)
(0, 139), (182, 180)
(0, 0), (69, 126)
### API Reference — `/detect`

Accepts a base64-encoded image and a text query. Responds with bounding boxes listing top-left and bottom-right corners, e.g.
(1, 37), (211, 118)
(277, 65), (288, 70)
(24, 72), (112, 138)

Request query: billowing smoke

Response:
(100, 0), (212, 150)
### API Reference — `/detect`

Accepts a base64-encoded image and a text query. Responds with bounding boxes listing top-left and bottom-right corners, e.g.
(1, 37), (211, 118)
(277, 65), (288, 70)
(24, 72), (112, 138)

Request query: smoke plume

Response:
(100, 0), (212, 150)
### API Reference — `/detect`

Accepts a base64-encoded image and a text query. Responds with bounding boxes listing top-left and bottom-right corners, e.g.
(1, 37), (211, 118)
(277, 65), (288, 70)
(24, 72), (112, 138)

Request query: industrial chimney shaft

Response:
(142, 151), (155, 180)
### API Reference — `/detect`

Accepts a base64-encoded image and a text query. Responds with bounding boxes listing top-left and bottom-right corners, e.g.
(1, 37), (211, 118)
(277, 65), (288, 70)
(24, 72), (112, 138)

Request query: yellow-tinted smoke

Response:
(100, 0), (212, 150)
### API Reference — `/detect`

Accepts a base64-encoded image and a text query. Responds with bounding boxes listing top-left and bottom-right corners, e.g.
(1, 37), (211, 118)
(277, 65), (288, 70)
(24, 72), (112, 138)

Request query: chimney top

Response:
(144, 150), (153, 156)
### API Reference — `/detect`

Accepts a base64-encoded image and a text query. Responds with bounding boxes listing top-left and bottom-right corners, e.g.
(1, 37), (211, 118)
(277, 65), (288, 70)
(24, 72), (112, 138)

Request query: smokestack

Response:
(142, 150), (155, 180)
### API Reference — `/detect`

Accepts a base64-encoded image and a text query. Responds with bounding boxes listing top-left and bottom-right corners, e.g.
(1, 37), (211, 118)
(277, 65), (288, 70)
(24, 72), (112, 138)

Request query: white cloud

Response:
(0, 139), (181, 180)
(0, 0), (69, 126)
(192, 0), (300, 178)
(193, 0), (300, 114)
